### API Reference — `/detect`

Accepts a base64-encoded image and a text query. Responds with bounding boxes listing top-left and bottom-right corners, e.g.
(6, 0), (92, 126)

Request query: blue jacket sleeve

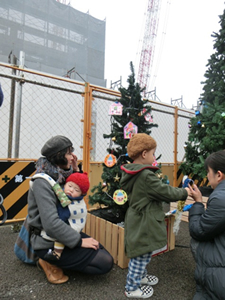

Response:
(0, 84), (4, 107)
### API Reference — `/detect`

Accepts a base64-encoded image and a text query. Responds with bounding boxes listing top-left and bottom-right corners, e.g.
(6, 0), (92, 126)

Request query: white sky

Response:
(70, 0), (224, 109)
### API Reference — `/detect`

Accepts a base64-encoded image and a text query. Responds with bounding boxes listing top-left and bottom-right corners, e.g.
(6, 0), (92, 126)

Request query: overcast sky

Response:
(70, 0), (224, 109)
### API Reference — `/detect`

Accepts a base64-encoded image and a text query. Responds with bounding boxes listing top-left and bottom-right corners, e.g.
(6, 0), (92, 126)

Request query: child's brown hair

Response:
(127, 133), (157, 160)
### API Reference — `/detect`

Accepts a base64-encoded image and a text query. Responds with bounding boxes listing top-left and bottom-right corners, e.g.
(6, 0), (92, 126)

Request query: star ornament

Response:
(114, 173), (120, 182)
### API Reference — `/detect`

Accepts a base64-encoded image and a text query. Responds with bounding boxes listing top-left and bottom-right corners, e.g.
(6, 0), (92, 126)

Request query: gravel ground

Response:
(0, 220), (196, 300)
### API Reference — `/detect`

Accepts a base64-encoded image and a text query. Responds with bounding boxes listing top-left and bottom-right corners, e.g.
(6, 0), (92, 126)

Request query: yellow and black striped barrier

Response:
(0, 161), (36, 223)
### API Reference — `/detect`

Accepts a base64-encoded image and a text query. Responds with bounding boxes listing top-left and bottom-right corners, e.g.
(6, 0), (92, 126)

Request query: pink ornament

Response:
(142, 108), (153, 123)
(109, 102), (123, 115)
(124, 122), (138, 139)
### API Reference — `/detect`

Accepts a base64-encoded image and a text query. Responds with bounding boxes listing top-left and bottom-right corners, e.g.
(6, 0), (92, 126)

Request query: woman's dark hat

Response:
(41, 135), (72, 158)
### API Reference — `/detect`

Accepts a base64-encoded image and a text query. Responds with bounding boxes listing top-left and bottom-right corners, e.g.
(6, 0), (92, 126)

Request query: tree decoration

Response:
(113, 173), (120, 182)
(124, 121), (138, 139)
(104, 154), (117, 167)
(89, 62), (160, 223)
(109, 101), (123, 115)
(180, 10), (225, 184)
(152, 156), (158, 167)
(173, 200), (186, 235)
(142, 108), (153, 123)
(113, 189), (128, 205)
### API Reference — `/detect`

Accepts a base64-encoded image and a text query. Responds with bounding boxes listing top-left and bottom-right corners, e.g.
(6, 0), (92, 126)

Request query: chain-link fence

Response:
(0, 62), (196, 221)
(0, 63), (84, 159)
(0, 62), (195, 165)
(149, 101), (194, 163)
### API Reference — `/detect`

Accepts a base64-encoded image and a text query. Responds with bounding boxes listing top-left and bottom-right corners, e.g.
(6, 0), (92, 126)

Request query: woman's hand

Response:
(71, 153), (79, 172)
(188, 183), (203, 203)
(81, 237), (99, 250)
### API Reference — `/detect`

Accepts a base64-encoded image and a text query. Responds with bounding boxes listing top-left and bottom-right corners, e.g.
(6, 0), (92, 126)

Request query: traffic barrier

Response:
(0, 161), (36, 222)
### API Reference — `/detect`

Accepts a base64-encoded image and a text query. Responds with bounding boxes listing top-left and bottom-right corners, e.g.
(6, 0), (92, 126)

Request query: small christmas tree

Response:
(180, 8), (225, 184)
(89, 62), (158, 223)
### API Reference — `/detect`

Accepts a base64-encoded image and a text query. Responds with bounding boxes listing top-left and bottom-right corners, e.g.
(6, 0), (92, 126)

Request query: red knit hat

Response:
(66, 172), (90, 195)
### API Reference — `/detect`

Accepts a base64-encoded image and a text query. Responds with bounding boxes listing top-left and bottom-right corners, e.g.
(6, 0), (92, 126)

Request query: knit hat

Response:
(66, 172), (90, 195)
(41, 135), (72, 158)
(127, 133), (157, 160)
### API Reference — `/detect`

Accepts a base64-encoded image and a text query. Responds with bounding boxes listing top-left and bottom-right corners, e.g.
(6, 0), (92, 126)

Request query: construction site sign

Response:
(0, 161), (36, 222)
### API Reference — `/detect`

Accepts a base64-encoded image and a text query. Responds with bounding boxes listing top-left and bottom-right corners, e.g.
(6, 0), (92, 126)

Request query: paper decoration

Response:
(124, 121), (138, 139)
(113, 189), (128, 205)
(104, 154), (117, 167)
(142, 108), (153, 123)
(109, 102), (123, 115)
(152, 156), (158, 167)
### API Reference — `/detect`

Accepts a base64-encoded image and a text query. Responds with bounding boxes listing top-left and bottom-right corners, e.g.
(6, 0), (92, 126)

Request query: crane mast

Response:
(56, 0), (70, 5)
(137, 0), (161, 95)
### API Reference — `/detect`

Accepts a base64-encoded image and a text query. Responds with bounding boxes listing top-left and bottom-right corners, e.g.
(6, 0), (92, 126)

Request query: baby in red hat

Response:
(43, 172), (90, 261)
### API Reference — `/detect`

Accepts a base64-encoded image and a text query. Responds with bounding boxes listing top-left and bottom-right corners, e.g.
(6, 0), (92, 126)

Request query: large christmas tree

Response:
(89, 62), (158, 222)
(180, 8), (225, 184)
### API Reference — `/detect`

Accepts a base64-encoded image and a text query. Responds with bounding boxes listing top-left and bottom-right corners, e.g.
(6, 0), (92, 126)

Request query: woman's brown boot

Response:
(38, 258), (69, 284)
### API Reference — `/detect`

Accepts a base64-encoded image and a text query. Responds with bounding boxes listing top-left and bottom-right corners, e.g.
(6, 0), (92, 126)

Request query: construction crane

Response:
(137, 0), (162, 96)
(56, 0), (70, 5)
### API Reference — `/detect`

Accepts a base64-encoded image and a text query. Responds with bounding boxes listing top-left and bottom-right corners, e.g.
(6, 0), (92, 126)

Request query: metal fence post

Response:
(8, 55), (17, 158)
(14, 51), (25, 158)
(173, 106), (178, 187)
(82, 82), (92, 176)
(81, 82), (93, 208)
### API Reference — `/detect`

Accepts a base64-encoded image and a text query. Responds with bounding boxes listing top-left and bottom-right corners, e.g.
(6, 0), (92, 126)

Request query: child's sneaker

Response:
(125, 285), (153, 298)
(140, 274), (159, 286)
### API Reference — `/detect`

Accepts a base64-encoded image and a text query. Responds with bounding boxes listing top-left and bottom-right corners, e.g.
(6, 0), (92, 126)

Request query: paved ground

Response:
(0, 220), (196, 300)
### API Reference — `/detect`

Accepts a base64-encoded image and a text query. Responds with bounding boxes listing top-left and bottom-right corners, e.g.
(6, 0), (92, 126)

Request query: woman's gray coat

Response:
(189, 180), (225, 300)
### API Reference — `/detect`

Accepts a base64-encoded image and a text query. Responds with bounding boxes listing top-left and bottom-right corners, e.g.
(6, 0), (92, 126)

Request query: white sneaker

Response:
(125, 285), (154, 298)
(140, 275), (159, 286)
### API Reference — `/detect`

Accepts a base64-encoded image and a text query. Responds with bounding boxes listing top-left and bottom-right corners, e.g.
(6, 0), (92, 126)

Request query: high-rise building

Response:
(0, 0), (106, 86)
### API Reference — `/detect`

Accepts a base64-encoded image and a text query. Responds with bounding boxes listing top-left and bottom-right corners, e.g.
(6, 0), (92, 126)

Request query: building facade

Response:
(0, 0), (106, 86)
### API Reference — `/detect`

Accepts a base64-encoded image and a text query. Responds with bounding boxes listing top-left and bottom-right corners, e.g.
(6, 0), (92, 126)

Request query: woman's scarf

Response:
(35, 157), (73, 184)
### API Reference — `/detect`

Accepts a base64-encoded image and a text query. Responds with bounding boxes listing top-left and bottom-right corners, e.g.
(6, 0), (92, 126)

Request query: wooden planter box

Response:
(83, 212), (175, 269)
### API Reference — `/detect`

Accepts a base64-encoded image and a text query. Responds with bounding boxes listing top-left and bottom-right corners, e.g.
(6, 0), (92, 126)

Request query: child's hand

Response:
(188, 183), (203, 203)
(184, 187), (192, 197)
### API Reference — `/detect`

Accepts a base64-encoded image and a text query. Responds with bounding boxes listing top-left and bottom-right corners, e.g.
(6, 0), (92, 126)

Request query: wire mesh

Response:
(0, 64), (84, 159)
(91, 90), (120, 162)
(149, 101), (194, 163)
(0, 63), (195, 164)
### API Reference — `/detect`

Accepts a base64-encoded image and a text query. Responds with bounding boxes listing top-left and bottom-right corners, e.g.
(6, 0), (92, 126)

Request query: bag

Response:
(14, 216), (38, 265)
(14, 174), (68, 265)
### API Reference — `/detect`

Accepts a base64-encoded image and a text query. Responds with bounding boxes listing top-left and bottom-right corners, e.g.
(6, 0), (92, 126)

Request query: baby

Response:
(44, 172), (90, 260)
